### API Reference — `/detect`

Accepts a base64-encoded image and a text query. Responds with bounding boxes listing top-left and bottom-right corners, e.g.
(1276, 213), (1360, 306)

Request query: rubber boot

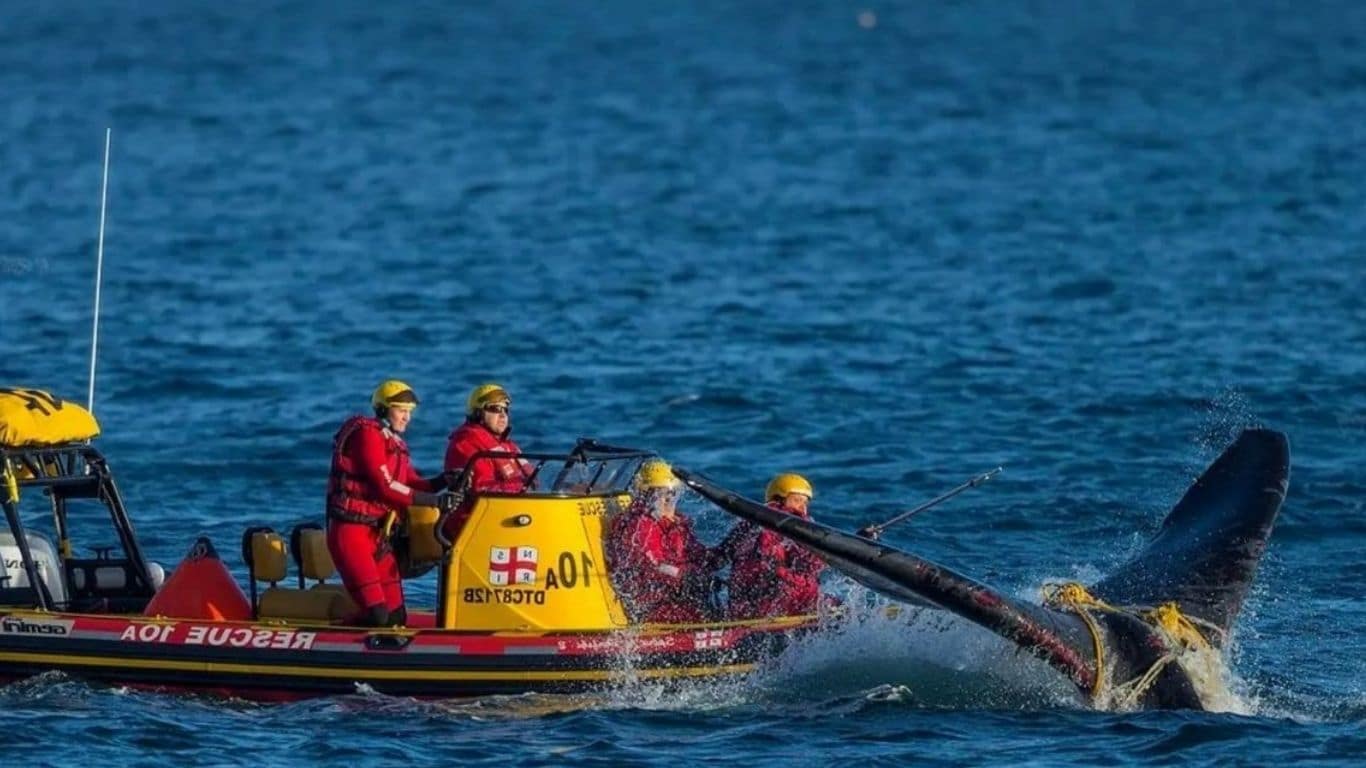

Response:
(360, 604), (390, 627)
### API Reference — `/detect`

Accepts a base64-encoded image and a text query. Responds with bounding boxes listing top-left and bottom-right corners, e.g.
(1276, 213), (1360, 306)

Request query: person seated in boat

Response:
(326, 380), (457, 627)
(439, 383), (532, 542)
(606, 460), (713, 623)
(712, 473), (824, 619)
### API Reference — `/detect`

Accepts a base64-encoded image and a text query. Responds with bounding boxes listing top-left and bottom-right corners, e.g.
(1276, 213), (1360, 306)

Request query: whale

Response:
(675, 428), (1290, 710)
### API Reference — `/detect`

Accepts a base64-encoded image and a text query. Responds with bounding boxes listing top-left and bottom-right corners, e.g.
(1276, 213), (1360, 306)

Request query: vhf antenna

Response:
(88, 128), (110, 413)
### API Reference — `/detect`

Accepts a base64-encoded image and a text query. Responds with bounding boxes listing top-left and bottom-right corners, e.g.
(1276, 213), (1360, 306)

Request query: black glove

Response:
(436, 491), (462, 514)
(855, 525), (880, 541)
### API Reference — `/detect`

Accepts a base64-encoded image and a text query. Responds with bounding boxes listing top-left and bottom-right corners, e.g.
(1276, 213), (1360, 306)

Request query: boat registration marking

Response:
(462, 587), (547, 605)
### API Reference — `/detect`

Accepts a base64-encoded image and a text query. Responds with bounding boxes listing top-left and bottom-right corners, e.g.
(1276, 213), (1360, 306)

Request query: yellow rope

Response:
(1107, 603), (1211, 708)
(1042, 583), (1214, 708)
(1146, 602), (1211, 651)
(1041, 582), (1111, 702)
(1111, 653), (1176, 710)
(1042, 582), (1119, 613)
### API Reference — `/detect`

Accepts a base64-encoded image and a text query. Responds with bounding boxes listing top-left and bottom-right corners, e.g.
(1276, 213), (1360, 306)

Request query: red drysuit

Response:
(439, 422), (529, 542)
(715, 502), (824, 619)
(325, 415), (436, 617)
(607, 505), (711, 623)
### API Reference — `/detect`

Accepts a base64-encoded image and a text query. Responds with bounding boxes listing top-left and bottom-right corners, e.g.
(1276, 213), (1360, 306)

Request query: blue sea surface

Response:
(2, 0), (1365, 764)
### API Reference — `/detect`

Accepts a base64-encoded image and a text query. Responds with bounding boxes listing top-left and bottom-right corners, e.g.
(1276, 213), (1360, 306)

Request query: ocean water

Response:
(2, 0), (1365, 764)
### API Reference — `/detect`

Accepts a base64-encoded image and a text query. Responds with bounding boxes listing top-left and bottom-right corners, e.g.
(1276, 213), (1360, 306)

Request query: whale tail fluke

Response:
(1089, 428), (1289, 638)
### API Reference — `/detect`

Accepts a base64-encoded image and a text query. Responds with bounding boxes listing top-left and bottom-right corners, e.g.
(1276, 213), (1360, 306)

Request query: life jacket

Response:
(326, 415), (411, 524)
(446, 422), (528, 493)
(722, 502), (822, 618)
(609, 504), (710, 621)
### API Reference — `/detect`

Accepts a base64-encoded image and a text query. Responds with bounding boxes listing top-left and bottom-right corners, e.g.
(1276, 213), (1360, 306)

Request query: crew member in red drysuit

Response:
(607, 460), (712, 623)
(440, 383), (531, 542)
(326, 380), (454, 627)
(713, 473), (824, 619)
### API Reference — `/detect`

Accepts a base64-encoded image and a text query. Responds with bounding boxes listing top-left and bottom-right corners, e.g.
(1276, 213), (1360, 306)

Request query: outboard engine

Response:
(0, 532), (68, 606)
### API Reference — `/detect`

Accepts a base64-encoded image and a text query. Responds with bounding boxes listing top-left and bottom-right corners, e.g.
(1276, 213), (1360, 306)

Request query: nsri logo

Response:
(489, 545), (538, 586)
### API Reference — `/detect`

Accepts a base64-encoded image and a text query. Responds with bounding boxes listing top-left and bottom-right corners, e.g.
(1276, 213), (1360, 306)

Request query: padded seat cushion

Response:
(295, 528), (336, 581)
(257, 585), (356, 622)
(250, 532), (288, 583)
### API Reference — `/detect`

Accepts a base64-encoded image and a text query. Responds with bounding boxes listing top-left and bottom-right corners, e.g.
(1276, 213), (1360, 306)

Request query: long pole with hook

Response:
(858, 467), (1002, 539)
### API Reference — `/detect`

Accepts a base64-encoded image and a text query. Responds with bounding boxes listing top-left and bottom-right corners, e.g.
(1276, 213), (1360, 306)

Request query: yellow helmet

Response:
(766, 473), (813, 502)
(467, 383), (511, 414)
(371, 380), (419, 412)
(634, 460), (679, 492)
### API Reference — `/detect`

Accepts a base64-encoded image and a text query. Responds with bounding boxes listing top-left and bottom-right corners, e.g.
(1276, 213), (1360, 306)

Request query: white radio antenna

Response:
(88, 128), (111, 413)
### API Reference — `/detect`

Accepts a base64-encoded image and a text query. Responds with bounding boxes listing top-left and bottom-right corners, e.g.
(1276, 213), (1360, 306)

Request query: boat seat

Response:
(247, 525), (356, 622)
(245, 528), (289, 586)
(258, 584), (356, 621)
(404, 505), (444, 564)
(290, 523), (352, 603)
(289, 524), (339, 586)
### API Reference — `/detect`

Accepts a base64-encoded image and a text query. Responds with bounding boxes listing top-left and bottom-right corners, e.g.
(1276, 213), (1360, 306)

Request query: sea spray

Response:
(759, 586), (1081, 709)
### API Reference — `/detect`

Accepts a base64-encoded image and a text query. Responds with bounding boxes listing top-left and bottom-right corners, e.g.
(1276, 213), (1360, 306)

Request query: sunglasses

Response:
(482, 404), (510, 415)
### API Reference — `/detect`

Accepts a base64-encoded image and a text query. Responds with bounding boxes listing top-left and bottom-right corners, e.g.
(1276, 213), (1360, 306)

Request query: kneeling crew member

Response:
(326, 380), (455, 627)
(607, 460), (712, 623)
(714, 473), (824, 619)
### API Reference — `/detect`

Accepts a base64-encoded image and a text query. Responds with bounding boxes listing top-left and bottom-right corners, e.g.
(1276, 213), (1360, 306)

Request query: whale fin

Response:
(1089, 428), (1289, 638)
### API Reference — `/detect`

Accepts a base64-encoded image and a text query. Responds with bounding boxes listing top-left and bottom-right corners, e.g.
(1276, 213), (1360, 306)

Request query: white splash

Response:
(756, 589), (1082, 709)
(758, 586), (1258, 714)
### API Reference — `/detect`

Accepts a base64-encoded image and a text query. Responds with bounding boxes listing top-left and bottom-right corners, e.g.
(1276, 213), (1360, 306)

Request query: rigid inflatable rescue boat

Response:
(0, 388), (814, 700)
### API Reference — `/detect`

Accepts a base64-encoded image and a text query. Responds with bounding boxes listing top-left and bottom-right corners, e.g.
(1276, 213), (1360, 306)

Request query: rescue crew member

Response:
(607, 460), (712, 623)
(440, 383), (531, 542)
(326, 380), (455, 627)
(713, 473), (824, 619)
